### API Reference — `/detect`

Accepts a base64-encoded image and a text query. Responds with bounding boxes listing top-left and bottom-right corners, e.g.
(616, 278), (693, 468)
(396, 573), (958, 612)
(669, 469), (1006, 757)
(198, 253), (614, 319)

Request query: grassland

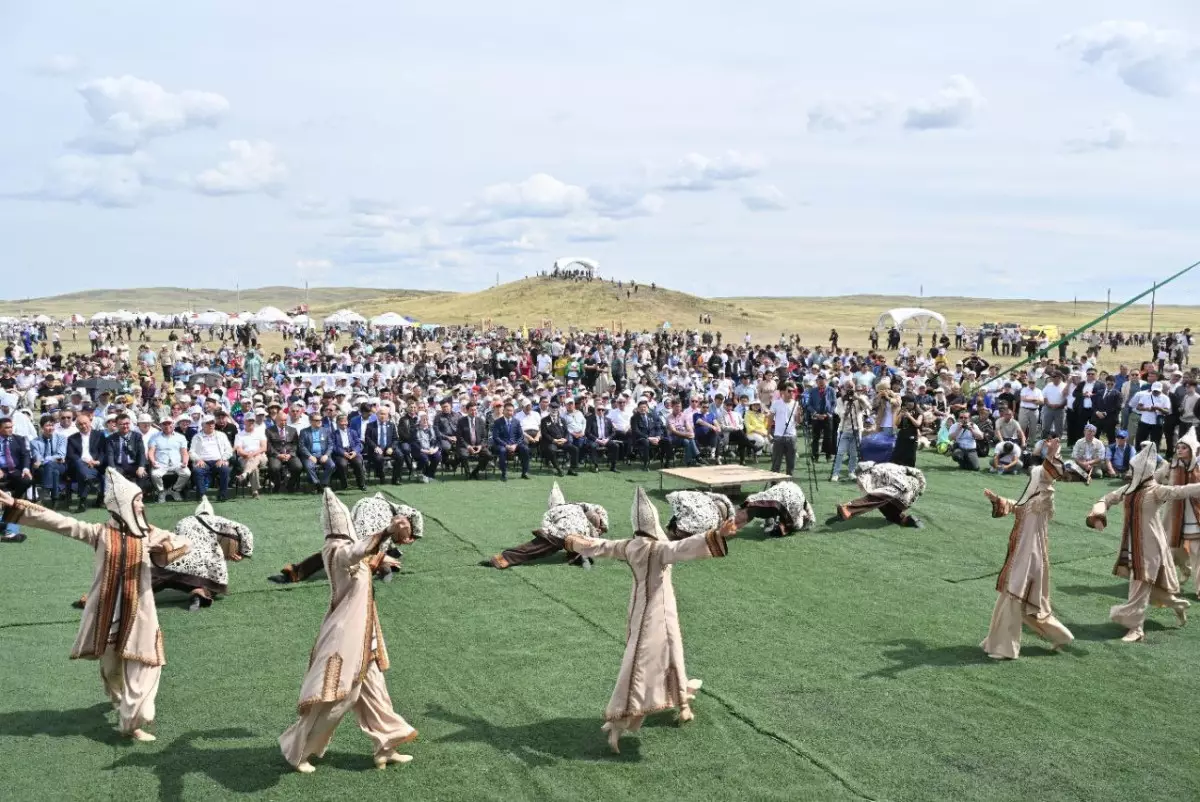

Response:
(0, 279), (1191, 350)
(1, 457), (1198, 802)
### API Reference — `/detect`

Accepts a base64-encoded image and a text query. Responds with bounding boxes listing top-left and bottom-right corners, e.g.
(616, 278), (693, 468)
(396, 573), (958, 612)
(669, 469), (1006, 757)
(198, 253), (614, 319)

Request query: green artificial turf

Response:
(1, 454), (1198, 802)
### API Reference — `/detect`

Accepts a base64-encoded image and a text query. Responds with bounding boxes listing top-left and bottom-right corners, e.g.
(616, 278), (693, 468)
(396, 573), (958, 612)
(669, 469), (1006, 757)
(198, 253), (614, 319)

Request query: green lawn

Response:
(1, 455), (1196, 802)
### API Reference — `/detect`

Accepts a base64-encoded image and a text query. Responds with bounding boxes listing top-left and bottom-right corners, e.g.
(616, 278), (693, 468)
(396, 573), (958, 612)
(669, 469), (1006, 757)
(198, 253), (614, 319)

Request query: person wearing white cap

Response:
(279, 490), (418, 773)
(0, 469), (190, 741)
(190, 414), (234, 501)
(1130, 381), (1171, 449)
(980, 441), (1075, 659)
(1087, 442), (1200, 642)
(147, 417), (191, 502)
(564, 487), (740, 753)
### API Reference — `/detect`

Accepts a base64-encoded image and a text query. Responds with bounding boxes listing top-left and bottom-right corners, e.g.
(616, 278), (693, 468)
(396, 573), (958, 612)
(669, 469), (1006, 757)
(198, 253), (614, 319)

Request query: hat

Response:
(631, 486), (666, 542)
(137, 413), (153, 424)
(1125, 442), (1160, 495)
(321, 488), (355, 541)
(201, 414), (216, 423)
(1176, 428), (1200, 472)
(548, 482), (566, 509)
(254, 407), (267, 416)
(1116, 429), (1128, 438)
(103, 468), (150, 538)
(195, 496), (215, 517)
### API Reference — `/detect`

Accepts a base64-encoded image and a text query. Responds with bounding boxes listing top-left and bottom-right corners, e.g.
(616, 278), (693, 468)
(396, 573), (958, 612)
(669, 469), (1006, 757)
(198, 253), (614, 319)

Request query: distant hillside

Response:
(0, 279), (1193, 343)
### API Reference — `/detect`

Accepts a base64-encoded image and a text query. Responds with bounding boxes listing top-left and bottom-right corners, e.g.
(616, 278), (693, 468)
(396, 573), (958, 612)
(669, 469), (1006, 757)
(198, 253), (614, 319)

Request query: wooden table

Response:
(658, 464), (792, 494)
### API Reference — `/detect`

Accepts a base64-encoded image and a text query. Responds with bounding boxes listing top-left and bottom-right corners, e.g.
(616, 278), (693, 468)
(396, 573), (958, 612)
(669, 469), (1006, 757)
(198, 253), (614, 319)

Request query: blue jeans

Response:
(38, 461), (67, 496)
(304, 457), (335, 486)
(193, 461), (231, 497)
(831, 432), (859, 477)
(670, 436), (699, 464)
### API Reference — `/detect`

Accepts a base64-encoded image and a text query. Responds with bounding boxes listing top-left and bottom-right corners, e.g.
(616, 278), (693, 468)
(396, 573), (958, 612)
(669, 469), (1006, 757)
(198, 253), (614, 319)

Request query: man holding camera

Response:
(830, 381), (870, 482)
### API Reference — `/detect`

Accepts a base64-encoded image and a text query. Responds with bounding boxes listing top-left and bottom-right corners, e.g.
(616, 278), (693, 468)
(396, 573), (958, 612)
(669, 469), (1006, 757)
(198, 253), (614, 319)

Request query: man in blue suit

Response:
(298, 412), (335, 489)
(0, 416), (32, 541)
(66, 412), (108, 512)
(802, 375), (837, 461)
(30, 414), (69, 504)
(491, 400), (530, 481)
(331, 413), (368, 491)
(104, 412), (148, 483)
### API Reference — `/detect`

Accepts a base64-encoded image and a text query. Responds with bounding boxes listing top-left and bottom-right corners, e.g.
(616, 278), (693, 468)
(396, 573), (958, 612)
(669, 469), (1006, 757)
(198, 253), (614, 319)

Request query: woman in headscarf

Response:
(565, 487), (740, 753)
(1162, 429), (1200, 597)
(0, 468), (190, 742)
(980, 439), (1074, 659)
(279, 490), (418, 773)
(1087, 442), (1200, 642)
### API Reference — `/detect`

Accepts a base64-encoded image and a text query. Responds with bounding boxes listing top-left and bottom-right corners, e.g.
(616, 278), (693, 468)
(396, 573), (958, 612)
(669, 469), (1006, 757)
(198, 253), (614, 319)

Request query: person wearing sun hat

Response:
(980, 438), (1075, 659)
(279, 489), (418, 774)
(1087, 441), (1200, 642)
(0, 468), (190, 742)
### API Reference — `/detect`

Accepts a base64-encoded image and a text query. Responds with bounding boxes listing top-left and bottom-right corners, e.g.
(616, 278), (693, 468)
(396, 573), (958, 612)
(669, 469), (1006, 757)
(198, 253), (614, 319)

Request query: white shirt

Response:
(769, 398), (799, 437)
(563, 410), (586, 437)
(1042, 382), (1066, 408)
(149, 431), (188, 468)
(234, 428), (267, 455)
(78, 430), (94, 463)
(1019, 386), (1043, 409)
(1132, 390), (1171, 424)
(606, 407), (632, 433)
(519, 410), (541, 433)
(191, 430), (233, 462)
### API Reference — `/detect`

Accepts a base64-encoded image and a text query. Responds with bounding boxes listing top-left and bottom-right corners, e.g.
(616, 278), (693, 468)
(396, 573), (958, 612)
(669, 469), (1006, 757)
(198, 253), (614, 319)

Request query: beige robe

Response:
(980, 493), (1073, 659)
(10, 500), (189, 731)
(1089, 481), (1200, 630)
(279, 534), (415, 766)
(566, 529), (729, 735)
(1161, 464), (1200, 594)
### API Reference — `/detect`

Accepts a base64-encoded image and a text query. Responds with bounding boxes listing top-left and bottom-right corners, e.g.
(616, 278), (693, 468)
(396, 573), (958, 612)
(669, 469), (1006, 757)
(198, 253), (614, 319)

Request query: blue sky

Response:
(2, 1), (1198, 300)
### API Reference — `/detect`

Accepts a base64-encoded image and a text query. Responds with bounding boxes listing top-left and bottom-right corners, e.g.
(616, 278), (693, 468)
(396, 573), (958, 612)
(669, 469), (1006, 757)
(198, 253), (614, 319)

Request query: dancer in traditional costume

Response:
(980, 441), (1075, 659)
(0, 469), (190, 742)
(565, 486), (739, 753)
(1162, 429), (1200, 597)
(666, 490), (748, 537)
(826, 461), (925, 529)
(279, 489), (418, 773)
(1086, 442), (1200, 642)
(488, 482), (608, 569)
(739, 480), (815, 536)
(269, 493), (419, 584)
(73, 496), (255, 612)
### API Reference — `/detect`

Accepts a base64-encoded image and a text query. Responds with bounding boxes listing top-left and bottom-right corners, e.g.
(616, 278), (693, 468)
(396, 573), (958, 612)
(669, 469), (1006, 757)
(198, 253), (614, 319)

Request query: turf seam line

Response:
(0, 618), (80, 630)
(942, 549), (1115, 583)
(406, 497), (880, 801)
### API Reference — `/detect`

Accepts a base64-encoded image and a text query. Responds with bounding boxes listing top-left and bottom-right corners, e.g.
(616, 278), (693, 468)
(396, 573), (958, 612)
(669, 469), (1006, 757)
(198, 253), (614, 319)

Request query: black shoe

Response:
(0, 532), (26, 543)
(567, 470), (579, 477)
(187, 596), (203, 612)
(824, 515), (842, 526)
(904, 517), (924, 529)
(267, 574), (290, 584)
(358, 484), (368, 492)
(520, 473), (530, 480)
(469, 470), (479, 480)
(609, 467), (619, 473)
(555, 469), (564, 477)
(500, 475), (508, 482)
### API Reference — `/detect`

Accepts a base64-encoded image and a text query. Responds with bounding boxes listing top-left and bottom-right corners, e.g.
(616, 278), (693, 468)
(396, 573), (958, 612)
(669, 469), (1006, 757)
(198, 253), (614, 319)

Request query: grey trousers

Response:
(770, 436), (796, 475)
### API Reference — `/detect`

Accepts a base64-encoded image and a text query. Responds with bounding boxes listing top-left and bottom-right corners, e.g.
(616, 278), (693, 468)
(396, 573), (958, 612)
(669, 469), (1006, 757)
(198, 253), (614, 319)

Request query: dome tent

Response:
(876, 307), (947, 335)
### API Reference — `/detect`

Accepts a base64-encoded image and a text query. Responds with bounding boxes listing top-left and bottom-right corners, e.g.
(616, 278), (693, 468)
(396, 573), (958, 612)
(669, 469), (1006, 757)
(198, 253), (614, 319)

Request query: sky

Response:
(2, 1), (1199, 302)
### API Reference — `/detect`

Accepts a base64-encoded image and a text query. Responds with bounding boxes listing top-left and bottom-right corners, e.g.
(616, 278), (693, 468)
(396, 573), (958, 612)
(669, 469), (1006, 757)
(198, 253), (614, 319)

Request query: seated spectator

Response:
(30, 414), (68, 504)
(1105, 429), (1134, 479)
(0, 416), (32, 541)
(743, 399), (769, 458)
(234, 413), (269, 498)
(105, 412), (147, 483)
(990, 440), (1023, 474)
(631, 398), (669, 469)
(414, 411), (441, 483)
(148, 416), (191, 502)
(191, 414), (233, 501)
(298, 411), (335, 489)
(1064, 423), (1105, 484)
(947, 411), (985, 471)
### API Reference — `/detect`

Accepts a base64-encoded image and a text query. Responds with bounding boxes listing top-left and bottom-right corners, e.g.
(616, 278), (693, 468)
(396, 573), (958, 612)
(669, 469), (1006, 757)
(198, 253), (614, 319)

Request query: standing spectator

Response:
(771, 382), (804, 474)
(1131, 382), (1171, 448)
(801, 377), (835, 463)
(1018, 376), (1044, 441)
(1040, 373), (1068, 439)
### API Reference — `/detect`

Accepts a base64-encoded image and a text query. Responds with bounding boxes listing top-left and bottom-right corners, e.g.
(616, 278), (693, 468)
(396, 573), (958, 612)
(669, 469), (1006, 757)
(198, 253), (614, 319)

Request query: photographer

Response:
(830, 381), (870, 481)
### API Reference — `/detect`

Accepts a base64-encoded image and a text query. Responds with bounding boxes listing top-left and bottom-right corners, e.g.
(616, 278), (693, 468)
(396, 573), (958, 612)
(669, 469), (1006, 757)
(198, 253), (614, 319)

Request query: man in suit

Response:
(434, 398), (461, 471)
(266, 409), (304, 492)
(802, 377), (836, 461)
(586, 401), (620, 472)
(491, 401), (530, 481)
(30, 414), (68, 504)
(0, 416), (32, 541)
(456, 400), (492, 479)
(631, 398), (670, 469)
(298, 412), (335, 489)
(1092, 374), (1122, 443)
(394, 402), (417, 474)
(366, 406), (404, 484)
(104, 412), (148, 484)
(66, 411), (107, 511)
(331, 413), (368, 491)
(540, 401), (575, 477)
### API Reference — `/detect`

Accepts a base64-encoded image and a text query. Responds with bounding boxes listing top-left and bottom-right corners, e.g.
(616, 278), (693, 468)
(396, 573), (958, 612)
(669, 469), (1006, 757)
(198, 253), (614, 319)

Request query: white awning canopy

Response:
(876, 307), (947, 334)
(370, 312), (411, 326)
(553, 256), (598, 274)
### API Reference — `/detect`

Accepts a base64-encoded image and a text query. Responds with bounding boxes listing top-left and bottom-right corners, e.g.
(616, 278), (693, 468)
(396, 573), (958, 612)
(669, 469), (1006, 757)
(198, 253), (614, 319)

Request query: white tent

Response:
(291, 314), (312, 327)
(143, 312), (166, 323)
(875, 307), (947, 335)
(111, 310), (137, 322)
(194, 310), (229, 326)
(553, 256), (598, 275)
(33, 314), (53, 324)
(370, 312), (410, 326)
(227, 311), (254, 324)
(70, 313), (86, 324)
(254, 305), (291, 323)
(324, 309), (366, 326)
(90, 312), (110, 322)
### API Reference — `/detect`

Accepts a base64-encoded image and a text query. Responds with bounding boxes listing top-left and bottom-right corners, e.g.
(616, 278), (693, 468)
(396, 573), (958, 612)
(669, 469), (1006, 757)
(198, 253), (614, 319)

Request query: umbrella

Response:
(187, 371), (225, 388)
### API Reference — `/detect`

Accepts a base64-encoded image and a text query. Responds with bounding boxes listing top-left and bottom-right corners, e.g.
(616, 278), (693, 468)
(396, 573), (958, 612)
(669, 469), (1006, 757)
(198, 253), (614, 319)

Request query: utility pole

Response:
(1149, 283), (1157, 335)
(1104, 289), (1111, 334)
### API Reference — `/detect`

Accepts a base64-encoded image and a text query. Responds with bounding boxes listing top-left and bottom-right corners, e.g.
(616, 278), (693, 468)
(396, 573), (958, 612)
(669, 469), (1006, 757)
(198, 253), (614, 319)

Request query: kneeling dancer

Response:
(980, 441), (1074, 659)
(280, 489), (418, 773)
(827, 461), (925, 528)
(566, 486), (739, 753)
(488, 482), (608, 569)
(270, 493), (420, 584)
(0, 469), (190, 742)
(1087, 442), (1200, 642)
(739, 481), (815, 536)
(666, 490), (749, 537)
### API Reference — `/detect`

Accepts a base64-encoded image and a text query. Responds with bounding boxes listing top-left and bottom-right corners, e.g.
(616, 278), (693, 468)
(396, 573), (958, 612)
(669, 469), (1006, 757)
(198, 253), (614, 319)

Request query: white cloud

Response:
(347, 201), (433, 231)
(587, 184), (663, 218)
(1067, 114), (1134, 153)
(662, 150), (764, 191)
(449, 173), (588, 225)
(331, 225), (452, 264)
(1060, 21), (1197, 97)
(294, 195), (336, 219)
(565, 220), (618, 242)
(193, 140), (287, 196)
(33, 54), (81, 77)
(741, 184), (789, 211)
(16, 152), (150, 208)
(807, 98), (892, 132)
(71, 75), (229, 153)
(903, 75), (985, 130)
(460, 224), (546, 254)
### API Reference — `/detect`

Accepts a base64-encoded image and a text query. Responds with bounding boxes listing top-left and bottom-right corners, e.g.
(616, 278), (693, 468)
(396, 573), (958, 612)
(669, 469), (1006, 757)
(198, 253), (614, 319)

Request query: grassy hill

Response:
(0, 279), (1193, 346)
